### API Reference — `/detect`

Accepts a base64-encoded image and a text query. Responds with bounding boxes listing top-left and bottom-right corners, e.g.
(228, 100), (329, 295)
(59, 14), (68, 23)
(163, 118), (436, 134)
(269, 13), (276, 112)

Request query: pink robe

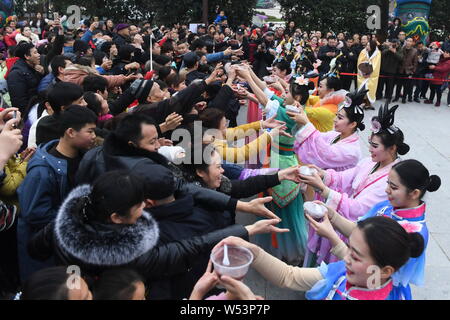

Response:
(293, 122), (362, 171)
(308, 157), (401, 264)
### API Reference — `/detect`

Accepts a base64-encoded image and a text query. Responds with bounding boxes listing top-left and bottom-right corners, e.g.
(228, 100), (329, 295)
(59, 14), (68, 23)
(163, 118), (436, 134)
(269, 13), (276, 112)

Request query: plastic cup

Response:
(304, 201), (327, 219)
(211, 245), (254, 280)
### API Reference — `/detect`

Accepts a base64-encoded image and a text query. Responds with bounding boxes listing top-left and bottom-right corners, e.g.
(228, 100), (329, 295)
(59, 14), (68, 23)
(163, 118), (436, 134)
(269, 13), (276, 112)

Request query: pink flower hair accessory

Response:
(371, 120), (381, 133)
(294, 75), (309, 86)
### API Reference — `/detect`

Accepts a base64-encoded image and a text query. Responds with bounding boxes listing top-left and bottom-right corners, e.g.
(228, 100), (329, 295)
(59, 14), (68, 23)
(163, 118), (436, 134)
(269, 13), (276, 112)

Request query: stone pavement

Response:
(234, 92), (450, 300)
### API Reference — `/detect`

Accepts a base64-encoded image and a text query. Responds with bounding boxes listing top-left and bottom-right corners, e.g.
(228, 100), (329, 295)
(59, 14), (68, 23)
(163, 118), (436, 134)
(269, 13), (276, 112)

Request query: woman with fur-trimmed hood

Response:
(27, 171), (280, 284)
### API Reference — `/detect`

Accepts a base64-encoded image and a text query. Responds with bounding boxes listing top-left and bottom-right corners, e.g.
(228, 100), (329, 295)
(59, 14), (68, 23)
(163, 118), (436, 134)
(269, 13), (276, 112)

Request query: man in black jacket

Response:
(412, 41), (429, 102)
(377, 40), (403, 102)
(7, 42), (44, 112)
(337, 36), (359, 91)
(252, 32), (276, 79)
(230, 28), (250, 61)
(112, 23), (131, 48)
(318, 36), (340, 75)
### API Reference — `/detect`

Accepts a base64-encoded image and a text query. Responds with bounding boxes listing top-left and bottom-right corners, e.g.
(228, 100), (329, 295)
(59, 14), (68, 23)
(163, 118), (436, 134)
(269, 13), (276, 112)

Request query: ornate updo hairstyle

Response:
(289, 76), (315, 105)
(370, 102), (410, 156)
(357, 216), (425, 271)
(339, 87), (368, 132)
(392, 159), (441, 198)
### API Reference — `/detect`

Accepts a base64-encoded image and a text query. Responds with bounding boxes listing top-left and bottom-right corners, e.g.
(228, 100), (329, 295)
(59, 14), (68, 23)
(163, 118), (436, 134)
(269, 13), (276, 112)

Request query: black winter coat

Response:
(7, 59), (43, 112)
(75, 132), (239, 214)
(337, 45), (359, 73)
(27, 185), (249, 282)
(146, 193), (233, 299)
(318, 45), (341, 74)
(207, 84), (240, 124)
(380, 48), (404, 74)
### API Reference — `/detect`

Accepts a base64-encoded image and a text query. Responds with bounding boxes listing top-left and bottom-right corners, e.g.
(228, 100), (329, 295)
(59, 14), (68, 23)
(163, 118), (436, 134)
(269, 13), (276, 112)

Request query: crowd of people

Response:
(0, 8), (448, 300)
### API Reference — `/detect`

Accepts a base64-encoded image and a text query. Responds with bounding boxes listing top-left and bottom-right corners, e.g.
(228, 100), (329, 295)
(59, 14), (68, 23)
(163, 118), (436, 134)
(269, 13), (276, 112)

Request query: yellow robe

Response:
(357, 47), (381, 104)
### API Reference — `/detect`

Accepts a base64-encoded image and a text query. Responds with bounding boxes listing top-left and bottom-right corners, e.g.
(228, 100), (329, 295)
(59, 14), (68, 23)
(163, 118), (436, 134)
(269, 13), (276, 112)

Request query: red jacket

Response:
(431, 57), (450, 85)
(4, 30), (19, 47)
(4, 57), (20, 78)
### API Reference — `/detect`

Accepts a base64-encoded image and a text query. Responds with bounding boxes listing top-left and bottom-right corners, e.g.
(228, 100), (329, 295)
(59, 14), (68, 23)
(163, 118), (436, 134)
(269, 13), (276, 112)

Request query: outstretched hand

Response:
(246, 218), (290, 236)
(244, 197), (279, 220)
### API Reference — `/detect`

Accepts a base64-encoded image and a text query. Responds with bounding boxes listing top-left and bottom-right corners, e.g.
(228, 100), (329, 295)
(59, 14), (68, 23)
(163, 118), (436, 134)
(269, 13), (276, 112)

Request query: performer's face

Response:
(385, 169), (420, 209)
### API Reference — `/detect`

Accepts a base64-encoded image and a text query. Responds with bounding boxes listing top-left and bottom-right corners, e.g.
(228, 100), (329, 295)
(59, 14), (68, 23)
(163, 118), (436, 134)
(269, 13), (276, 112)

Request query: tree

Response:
(278, 0), (385, 35)
(429, 0), (450, 39)
(14, 0), (257, 28)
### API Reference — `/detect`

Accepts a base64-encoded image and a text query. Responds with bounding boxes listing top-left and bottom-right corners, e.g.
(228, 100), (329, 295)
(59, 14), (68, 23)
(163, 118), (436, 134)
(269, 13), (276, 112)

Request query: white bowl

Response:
(211, 245), (253, 280)
(285, 105), (300, 113)
(299, 166), (318, 176)
(304, 201), (327, 219)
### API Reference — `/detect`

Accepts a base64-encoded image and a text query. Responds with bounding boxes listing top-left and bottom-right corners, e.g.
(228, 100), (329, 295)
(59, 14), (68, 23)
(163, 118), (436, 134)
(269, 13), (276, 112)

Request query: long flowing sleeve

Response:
(304, 106), (336, 133)
(213, 132), (271, 163)
(294, 123), (361, 170)
(252, 249), (323, 291)
(323, 158), (391, 221)
(225, 121), (262, 141)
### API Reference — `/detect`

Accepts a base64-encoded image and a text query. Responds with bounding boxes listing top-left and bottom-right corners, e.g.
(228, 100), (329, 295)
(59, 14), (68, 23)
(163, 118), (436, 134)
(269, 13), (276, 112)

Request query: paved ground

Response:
(234, 90), (450, 300)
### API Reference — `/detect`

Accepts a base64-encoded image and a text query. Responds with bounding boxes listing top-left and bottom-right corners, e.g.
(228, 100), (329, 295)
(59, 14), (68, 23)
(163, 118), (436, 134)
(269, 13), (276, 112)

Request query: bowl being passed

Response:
(211, 245), (254, 280)
(285, 105), (300, 113)
(304, 201), (327, 219)
(299, 166), (318, 176)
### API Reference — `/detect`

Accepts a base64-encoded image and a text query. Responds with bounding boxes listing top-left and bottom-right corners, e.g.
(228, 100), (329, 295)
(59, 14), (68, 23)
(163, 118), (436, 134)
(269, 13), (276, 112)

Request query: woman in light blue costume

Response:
(214, 216), (425, 300)
(237, 65), (316, 263)
(309, 159), (441, 299)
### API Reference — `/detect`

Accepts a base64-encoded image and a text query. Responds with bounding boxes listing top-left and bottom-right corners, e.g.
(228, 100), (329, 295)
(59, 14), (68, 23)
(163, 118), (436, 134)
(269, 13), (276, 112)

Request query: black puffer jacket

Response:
(27, 185), (249, 281)
(75, 132), (239, 213)
(7, 59), (43, 111)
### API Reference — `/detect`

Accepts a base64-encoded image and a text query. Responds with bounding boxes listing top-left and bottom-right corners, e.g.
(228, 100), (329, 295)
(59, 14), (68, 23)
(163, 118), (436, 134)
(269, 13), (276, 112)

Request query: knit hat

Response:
(115, 23), (130, 32)
(130, 79), (155, 104)
(132, 165), (176, 200)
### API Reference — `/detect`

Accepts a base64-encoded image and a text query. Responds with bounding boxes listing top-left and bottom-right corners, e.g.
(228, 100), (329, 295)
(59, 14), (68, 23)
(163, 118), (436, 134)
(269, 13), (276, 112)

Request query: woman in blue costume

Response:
(214, 216), (425, 300)
(237, 65), (315, 264)
(309, 159), (441, 299)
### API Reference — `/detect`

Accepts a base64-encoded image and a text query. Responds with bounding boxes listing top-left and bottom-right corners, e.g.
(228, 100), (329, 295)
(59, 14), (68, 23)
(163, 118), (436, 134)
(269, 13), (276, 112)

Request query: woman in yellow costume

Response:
(357, 40), (381, 109)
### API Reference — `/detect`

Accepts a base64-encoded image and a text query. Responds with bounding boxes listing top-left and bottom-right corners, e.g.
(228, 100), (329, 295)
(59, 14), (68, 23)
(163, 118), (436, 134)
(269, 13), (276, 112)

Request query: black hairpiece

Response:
(371, 100), (400, 134)
(339, 86), (369, 115)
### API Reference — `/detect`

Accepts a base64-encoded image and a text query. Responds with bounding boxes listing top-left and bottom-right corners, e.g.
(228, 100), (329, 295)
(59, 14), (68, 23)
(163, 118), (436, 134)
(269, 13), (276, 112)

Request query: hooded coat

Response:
(27, 184), (248, 281)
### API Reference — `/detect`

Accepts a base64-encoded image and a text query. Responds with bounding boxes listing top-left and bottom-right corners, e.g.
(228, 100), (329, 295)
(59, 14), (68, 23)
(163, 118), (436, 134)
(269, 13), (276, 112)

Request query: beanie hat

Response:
(115, 23), (130, 32)
(130, 79), (155, 104)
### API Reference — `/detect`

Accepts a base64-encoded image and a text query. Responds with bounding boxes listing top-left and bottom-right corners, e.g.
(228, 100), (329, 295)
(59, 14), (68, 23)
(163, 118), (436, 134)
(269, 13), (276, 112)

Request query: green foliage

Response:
(14, 0), (256, 28)
(277, 0), (387, 35)
(429, 0), (450, 38)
